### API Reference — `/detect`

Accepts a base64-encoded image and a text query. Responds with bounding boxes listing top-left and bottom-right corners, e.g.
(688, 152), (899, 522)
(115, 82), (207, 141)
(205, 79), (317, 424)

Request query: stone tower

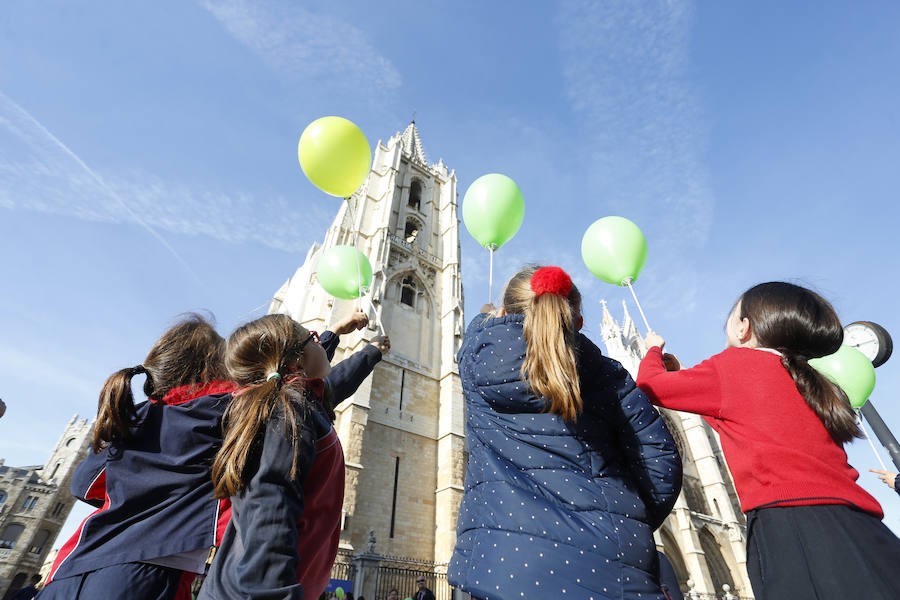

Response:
(599, 301), (754, 598)
(0, 415), (92, 597)
(270, 122), (466, 563)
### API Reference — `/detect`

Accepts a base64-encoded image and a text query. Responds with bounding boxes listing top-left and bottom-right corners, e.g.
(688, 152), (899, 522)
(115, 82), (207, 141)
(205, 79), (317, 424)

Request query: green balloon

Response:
(461, 173), (525, 250)
(809, 345), (876, 409)
(317, 245), (373, 300)
(581, 216), (648, 286)
(298, 116), (372, 198)
(334, 587), (345, 599)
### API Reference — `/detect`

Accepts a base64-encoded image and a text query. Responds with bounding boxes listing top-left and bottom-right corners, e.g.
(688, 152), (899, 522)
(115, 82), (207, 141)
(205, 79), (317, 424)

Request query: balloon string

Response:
(859, 415), (889, 470)
(488, 245), (495, 305)
(345, 194), (384, 335)
(624, 279), (652, 334)
(345, 196), (362, 311)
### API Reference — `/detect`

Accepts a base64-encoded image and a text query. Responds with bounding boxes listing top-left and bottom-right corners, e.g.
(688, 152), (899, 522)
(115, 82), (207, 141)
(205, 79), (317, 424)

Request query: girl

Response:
(39, 314), (234, 600)
(448, 266), (682, 600)
(638, 281), (900, 599)
(199, 314), (388, 600)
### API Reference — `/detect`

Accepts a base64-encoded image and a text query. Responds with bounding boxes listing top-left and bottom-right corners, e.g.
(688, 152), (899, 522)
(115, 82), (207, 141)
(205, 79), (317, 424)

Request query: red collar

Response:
(153, 380), (237, 405)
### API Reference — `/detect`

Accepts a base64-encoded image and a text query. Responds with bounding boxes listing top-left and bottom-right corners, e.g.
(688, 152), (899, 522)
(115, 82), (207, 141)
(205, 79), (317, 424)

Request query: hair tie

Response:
(133, 365), (146, 375)
(266, 372), (282, 382)
(530, 266), (572, 298)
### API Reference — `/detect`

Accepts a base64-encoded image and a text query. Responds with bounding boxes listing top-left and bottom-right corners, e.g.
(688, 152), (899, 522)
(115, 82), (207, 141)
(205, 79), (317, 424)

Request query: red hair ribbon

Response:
(530, 266), (572, 298)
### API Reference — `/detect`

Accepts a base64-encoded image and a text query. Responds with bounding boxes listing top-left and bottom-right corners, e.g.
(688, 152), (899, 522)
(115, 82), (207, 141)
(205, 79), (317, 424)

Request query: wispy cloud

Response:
(0, 91), (333, 255)
(200, 0), (401, 102)
(0, 92), (201, 280)
(556, 0), (714, 314)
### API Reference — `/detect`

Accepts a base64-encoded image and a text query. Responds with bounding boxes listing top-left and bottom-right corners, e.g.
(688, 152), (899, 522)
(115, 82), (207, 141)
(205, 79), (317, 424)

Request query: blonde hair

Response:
(212, 314), (311, 498)
(502, 266), (582, 421)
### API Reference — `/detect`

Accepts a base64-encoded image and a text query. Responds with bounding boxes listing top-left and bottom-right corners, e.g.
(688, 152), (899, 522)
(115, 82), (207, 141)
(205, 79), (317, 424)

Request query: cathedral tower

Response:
(270, 123), (466, 563)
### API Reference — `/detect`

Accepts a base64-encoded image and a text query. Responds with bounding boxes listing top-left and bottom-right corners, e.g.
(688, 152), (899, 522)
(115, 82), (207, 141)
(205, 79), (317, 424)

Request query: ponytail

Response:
(93, 313), (225, 453)
(780, 352), (861, 444)
(737, 282), (862, 444)
(93, 365), (147, 452)
(503, 266), (583, 422)
(212, 377), (304, 499)
(212, 314), (312, 499)
(523, 292), (582, 421)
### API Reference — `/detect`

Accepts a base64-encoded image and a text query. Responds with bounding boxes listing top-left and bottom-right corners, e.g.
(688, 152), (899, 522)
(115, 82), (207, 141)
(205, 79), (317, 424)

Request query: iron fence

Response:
(374, 564), (451, 600)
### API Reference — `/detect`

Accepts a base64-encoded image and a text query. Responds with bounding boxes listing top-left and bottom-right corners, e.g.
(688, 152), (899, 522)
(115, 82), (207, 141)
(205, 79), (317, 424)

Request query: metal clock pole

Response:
(844, 321), (898, 470)
(860, 402), (900, 471)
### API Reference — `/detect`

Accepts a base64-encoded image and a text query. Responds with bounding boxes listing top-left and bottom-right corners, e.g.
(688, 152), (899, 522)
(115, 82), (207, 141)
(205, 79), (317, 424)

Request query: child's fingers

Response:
(869, 468), (892, 475)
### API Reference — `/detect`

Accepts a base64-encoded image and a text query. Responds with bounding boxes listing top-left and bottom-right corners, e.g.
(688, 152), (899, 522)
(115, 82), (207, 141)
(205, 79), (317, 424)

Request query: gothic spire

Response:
(399, 121), (428, 165)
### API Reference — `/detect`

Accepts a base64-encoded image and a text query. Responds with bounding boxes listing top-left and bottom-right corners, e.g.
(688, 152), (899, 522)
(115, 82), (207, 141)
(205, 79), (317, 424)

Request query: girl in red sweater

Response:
(638, 281), (900, 600)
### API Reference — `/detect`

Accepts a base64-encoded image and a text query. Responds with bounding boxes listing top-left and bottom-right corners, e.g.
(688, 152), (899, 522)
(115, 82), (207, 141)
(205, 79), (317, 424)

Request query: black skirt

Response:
(746, 503), (900, 600)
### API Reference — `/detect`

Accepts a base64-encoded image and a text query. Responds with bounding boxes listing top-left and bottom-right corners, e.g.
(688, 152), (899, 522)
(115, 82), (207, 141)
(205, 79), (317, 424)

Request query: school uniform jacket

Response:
(46, 380), (237, 583)
(199, 341), (383, 600)
(448, 314), (682, 600)
(47, 330), (347, 586)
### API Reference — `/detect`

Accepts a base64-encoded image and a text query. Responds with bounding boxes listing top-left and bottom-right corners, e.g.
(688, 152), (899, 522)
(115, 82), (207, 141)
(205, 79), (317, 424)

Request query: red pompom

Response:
(530, 266), (572, 298)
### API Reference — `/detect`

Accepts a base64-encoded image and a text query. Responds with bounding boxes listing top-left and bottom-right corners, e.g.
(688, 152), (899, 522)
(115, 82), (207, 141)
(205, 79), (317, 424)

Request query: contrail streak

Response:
(0, 91), (203, 284)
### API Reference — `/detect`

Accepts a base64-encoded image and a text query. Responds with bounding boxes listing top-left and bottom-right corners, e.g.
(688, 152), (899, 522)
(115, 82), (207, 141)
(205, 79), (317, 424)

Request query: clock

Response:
(843, 321), (893, 368)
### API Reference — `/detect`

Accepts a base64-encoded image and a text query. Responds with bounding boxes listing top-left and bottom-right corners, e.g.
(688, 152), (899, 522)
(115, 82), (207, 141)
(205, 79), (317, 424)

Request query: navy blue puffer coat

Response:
(448, 314), (682, 600)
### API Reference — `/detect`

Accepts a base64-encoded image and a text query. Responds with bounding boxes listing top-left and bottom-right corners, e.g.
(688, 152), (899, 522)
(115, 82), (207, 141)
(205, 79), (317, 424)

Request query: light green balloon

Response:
(334, 587), (345, 599)
(581, 216), (648, 286)
(461, 173), (525, 250)
(809, 345), (876, 409)
(317, 245), (373, 300)
(298, 116), (372, 198)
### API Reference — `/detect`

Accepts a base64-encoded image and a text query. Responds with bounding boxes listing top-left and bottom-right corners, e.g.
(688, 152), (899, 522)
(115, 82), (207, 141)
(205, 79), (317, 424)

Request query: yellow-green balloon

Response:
(581, 216), (648, 286)
(334, 587), (345, 599)
(809, 345), (876, 409)
(317, 246), (373, 300)
(298, 116), (371, 197)
(461, 174), (525, 250)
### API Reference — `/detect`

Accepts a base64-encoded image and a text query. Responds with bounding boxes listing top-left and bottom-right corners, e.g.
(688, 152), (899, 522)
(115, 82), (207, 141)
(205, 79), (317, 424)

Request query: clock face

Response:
(843, 323), (881, 361)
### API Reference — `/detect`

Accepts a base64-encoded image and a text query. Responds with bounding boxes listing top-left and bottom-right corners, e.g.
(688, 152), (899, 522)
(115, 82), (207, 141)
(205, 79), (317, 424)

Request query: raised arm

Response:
(321, 310), (371, 361)
(325, 340), (386, 403)
(637, 346), (724, 418)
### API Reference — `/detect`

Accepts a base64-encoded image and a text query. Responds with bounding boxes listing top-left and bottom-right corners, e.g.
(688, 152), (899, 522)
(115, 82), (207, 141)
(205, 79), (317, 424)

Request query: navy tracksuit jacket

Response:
(448, 314), (682, 600)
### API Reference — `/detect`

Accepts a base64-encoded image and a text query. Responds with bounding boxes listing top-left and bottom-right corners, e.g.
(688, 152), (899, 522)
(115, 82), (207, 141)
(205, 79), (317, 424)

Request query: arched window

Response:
(408, 179), (422, 211)
(0, 490), (6, 504)
(29, 529), (51, 554)
(698, 528), (735, 594)
(400, 276), (418, 308)
(0, 523), (25, 549)
(65, 437), (76, 447)
(404, 218), (420, 245)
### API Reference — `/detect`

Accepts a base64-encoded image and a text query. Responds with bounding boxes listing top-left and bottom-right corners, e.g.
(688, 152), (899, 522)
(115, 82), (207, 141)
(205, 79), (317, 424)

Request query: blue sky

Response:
(2, 0), (900, 545)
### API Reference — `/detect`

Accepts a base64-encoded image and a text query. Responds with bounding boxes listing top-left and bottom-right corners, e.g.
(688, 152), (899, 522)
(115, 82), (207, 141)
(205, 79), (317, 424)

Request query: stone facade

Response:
(599, 301), (754, 598)
(0, 415), (92, 597)
(270, 123), (466, 564)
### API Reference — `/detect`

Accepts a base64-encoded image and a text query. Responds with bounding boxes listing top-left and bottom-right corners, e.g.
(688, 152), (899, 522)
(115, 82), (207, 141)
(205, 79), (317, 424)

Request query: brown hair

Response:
(93, 313), (226, 452)
(501, 266), (583, 421)
(737, 282), (861, 443)
(212, 314), (312, 499)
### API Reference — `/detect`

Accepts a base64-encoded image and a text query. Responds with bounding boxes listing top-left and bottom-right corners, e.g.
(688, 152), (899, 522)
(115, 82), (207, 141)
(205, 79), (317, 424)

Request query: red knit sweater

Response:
(637, 346), (883, 518)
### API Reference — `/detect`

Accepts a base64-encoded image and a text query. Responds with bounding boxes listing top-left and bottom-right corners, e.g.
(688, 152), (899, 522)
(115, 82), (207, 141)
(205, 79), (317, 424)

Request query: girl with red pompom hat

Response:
(448, 265), (682, 600)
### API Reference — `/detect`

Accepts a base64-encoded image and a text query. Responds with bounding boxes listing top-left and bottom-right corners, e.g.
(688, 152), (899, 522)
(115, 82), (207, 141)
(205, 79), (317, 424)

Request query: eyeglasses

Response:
(299, 330), (320, 351)
(416, 580), (425, 584)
